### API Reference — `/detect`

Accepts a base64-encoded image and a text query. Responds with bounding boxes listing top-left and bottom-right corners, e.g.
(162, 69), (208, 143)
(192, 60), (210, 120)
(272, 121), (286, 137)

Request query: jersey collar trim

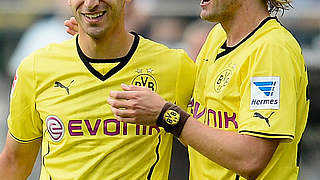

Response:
(76, 32), (140, 81)
(215, 16), (277, 61)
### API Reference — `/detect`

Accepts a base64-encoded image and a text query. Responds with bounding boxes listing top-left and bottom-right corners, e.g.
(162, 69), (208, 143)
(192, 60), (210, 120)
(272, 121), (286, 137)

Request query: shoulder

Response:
(18, 37), (75, 73)
(255, 19), (301, 53)
(137, 35), (193, 63)
(201, 23), (226, 50)
(206, 23), (226, 41)
(36, 37), (75, 56)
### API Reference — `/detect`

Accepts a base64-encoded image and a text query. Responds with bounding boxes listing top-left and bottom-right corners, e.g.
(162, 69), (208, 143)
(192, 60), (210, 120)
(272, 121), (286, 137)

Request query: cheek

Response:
(70, 0), (83, 11)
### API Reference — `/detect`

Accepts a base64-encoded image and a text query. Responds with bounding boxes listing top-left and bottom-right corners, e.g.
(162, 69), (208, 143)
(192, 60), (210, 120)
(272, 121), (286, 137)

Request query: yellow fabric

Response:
(189, 17), (309, 180)
(8, 34), (196, 180)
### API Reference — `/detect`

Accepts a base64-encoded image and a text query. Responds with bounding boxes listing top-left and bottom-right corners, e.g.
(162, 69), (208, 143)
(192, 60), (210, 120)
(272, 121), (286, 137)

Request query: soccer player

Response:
(107, 0), (310, 179)
(0, 0), (196, 179)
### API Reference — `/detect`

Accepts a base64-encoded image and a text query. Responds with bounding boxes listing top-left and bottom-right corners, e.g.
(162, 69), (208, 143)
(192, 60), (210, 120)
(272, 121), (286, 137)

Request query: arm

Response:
(0, 133), (41, 180)
(181, 118), (279, 179)
(107, 84), (279, 179)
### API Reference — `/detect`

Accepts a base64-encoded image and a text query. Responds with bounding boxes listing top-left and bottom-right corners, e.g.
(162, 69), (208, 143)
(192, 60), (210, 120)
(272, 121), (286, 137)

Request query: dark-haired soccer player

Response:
(0, 0), (195, 179)
(108, 0), (310, 179)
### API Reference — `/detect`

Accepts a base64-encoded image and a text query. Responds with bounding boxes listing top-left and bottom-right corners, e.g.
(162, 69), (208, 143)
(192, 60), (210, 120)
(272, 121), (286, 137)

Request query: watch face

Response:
(164, 110), (180, 125)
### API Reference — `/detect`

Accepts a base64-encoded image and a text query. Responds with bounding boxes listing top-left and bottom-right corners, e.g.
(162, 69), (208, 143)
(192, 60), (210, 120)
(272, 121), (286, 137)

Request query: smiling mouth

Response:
(82, 11), (106, 19)
(201, 0), (211, 4)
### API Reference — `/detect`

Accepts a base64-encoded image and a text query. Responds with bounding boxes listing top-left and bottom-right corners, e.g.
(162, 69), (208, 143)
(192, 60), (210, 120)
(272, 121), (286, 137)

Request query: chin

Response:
(86, 29), (106, 39)
(200, 12), (219, 23)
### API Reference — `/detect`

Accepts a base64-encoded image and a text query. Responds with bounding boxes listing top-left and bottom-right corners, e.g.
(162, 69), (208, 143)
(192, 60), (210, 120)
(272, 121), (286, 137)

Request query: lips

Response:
(81, 11), (107, 23)
(83, 11), (105, 19)
(200, 0), (211, 6)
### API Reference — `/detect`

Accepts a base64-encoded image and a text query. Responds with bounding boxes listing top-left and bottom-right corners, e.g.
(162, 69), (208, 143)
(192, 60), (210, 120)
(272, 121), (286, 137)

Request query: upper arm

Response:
(238, 135), (280, 175)
(2, 54), (43, 179)
(238, 43), (299, 140)
(0, 133), (41, 179)
(175, 51), (196, 110)
(8, 55), (43, 142)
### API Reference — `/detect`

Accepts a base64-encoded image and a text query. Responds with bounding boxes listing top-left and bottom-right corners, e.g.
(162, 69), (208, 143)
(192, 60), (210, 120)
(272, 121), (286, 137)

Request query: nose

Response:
(84, 0), (99, 10)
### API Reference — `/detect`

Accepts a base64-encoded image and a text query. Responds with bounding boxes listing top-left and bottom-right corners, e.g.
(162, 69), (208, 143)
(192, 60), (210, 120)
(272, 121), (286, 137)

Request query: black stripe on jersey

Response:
(43, 141), (53, 179)
(76, 32), (139, 81)
(9, 131), (42, 142)
(296, 131), (305, 167)
(147, 135), (162, 180)
(297, 140), (302, 167)
(239, 130), (294, 139)
(235, 175), (240, 180)
(215, 16), (277, 61)
(306, 70), (310, 101)
(42, 142), (50, 167)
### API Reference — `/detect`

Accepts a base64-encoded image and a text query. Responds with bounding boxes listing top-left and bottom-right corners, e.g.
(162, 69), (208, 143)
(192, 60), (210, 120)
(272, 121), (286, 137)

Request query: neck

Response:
(221, 1), (269, 47)
(78, 28), (134, 59)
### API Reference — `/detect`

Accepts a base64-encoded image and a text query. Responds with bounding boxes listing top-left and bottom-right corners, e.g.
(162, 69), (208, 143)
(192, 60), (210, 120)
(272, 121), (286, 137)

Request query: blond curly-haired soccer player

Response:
(108, 0), (310, 179)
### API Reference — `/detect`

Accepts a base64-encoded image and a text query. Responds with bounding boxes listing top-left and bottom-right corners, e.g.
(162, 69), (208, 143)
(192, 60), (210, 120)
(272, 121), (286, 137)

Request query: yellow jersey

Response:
(189, 17), (309, 180)
(8, 32), (196, 180)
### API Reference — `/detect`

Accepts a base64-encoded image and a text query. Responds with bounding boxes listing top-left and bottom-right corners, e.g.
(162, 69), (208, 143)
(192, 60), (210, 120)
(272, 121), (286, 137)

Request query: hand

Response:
(64, 17), (79, 36)
(107, 84), (166, 126)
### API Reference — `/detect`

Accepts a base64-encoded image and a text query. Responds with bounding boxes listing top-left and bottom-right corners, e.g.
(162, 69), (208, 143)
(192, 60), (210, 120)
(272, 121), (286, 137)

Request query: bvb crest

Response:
(132, 68), (158, 92)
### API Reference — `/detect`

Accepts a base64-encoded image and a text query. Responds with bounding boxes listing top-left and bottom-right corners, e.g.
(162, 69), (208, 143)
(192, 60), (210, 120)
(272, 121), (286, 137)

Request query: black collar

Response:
(216, 16), (277, 60)
(76, 32), (139, 81)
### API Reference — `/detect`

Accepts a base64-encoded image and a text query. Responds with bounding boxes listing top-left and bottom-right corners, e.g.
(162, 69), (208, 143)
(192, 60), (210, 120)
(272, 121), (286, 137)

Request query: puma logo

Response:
(54, 80), (74, 95)
(253, 112), (274, 127)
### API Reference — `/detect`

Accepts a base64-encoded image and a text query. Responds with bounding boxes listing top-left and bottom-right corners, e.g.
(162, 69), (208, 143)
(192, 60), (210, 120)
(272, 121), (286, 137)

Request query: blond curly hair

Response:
(268, 0), (292, 13)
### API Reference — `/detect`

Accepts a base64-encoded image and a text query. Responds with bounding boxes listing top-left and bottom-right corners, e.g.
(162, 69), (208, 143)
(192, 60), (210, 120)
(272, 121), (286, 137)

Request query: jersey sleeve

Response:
(238, 42), (300, 141)
(7, 53), (43, 143)
(175, 50), (196, 111)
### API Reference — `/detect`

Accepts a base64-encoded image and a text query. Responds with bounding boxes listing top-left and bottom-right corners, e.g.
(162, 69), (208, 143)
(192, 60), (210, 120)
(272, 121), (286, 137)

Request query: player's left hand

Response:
(108, 84), (166, 125)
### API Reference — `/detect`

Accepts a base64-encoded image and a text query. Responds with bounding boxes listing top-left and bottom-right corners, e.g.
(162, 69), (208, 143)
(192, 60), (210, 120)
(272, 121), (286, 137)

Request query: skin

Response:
(0, 134), (41, 179)
(200, 0), (269, 46)
(107, 0), (280, 179)
(68, 0), (134, 59)
(0, 0), (133, 179)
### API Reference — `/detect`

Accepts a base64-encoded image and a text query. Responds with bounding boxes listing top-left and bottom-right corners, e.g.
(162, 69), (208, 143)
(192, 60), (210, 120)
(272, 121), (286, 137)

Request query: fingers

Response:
(64, 20), (73, 29)
(70, 17), (78, 26)
(113, 114), (136, 124)
(70, 17), (79, 32)
(108, 98), (137, 123)
(110, 107), (135, 118)
(109, 90), (137, 100)
(64, 17), (79, 36)
(66, 28), (78, 36)
(107, 98), (130, 109)
(121, 84), (149, 91)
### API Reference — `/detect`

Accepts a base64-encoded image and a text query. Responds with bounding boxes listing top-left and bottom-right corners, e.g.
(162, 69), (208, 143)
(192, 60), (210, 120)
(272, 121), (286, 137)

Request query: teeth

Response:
(84, 12), (104, 19)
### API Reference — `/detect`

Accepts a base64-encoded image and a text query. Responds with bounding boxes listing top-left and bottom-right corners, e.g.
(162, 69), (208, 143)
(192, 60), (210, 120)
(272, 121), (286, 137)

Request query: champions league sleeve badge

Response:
(250, 77), (280, 110)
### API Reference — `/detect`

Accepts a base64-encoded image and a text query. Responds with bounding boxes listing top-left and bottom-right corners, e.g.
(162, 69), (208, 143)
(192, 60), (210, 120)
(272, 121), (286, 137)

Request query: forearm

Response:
(0, 152), (31, 180)
(0, 133), (40, 180)
(108, 87), (279, 178)
(180, 117), (279, 179)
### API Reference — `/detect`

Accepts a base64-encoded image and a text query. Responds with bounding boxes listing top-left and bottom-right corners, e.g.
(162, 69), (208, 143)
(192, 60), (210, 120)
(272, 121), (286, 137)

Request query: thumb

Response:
(121, 84), (147, 91)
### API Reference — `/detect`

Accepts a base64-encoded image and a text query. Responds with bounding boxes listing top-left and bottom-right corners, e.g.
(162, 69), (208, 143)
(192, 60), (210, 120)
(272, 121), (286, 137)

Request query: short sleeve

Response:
(175, 50), (196, 110)
(7, 54), (43, 143)
(238, 43), (299, 141)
